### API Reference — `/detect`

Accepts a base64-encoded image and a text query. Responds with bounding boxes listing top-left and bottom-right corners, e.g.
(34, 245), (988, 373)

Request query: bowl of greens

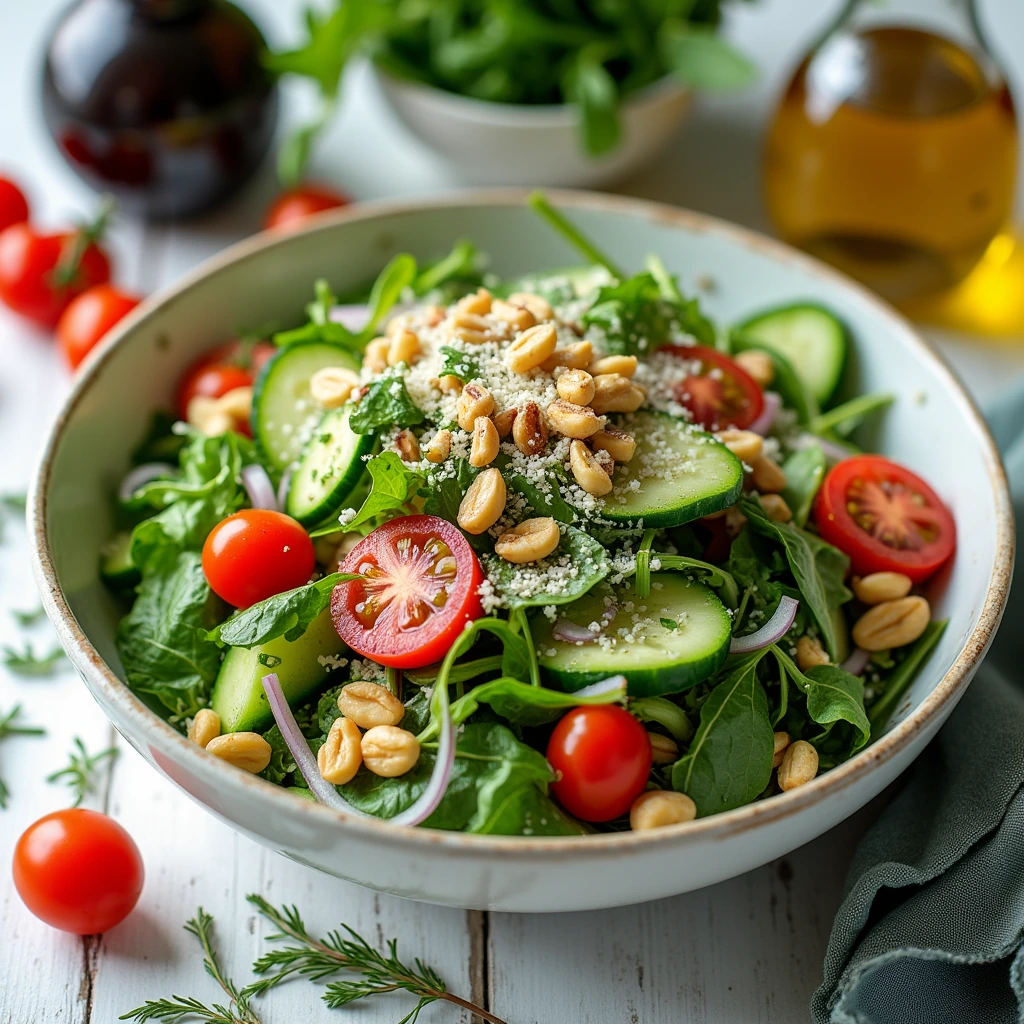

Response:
(29, 191), (1012, 912)
(269, 1), (755, 187)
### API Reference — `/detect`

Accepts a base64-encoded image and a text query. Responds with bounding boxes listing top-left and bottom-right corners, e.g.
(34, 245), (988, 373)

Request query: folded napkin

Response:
(812, 383), (1024, 1024)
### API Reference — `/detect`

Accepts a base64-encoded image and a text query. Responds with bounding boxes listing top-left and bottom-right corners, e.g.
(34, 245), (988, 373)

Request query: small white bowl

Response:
(372, 67), (691, 187)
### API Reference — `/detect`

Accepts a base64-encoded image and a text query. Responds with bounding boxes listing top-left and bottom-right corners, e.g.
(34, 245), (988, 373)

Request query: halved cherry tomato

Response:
(662, 344), (764, 431)
(264, 185), (350, 231)
(547, 706), (652, 822)
(814, 455), (956, 583)
(13, 809), (144, 934)
(57, 283), (141, 369)
(176, 339), (276, 421)
(332, 514), (484, 669)
(0, 222), (111, 327)
(0, 177), (29, 233)
(202, 509), (315, 608)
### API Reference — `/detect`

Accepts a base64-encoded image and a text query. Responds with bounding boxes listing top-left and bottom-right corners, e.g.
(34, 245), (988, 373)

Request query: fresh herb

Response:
(412, 239), (481, 297)
(437, 345), (483, 385)
(811, 391), (895, 438)
(1, 492), (26, 513)
(47, 737), (119, 807)
(245, 895), (509, 1023)
(121, 908), (261, 1023)
(781, 444), (827, 527)
(527, 192), (622, 277)
(341, 452), (423, 531)
(661, 618), (679, 630)
(0, 705), (45, 809)
(11, 605), (46, 627)
(361, 253), (417, 343)
(2, 643), (65, 677)
(868, 619), (948, 734)
(348, 373), (425, 435)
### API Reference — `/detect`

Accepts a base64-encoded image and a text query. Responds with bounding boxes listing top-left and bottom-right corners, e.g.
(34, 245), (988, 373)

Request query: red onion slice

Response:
(118, 462), (176, 502)
(730, 596), (799, 654)
(749, 391), (781, 436)
(275, 468), (292, 512)
(552, 601), (618, 644)
(242, 464), (278, 511)
(841, 647), (871, 677)
(573, 675), (628, 699)
(329, 304), (371, 332)
(812, 435), (854, 463)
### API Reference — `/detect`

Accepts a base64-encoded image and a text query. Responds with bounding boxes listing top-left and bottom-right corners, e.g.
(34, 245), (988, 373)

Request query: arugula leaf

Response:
(811, 391), (895, 438)
(671, 651), (775, 815)
(360, 253), (417, 343)
(565, 46), (621, 156)
(343, 452), (422, 530)
(659, 21), (758, 90)
(438, 346), (484, 385)
(412, 240), (480, 297)
(2, 644), (65, 677)
(868, 619), (948, 734)
(348, 373), (424, 435)
(781, 444), (826, 527)
(527, 192), (624, 278)
(497, 453), (575, 524)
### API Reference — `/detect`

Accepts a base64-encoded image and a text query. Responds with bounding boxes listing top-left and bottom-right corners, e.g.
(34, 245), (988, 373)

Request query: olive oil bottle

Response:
(764, 0), (1017, 304)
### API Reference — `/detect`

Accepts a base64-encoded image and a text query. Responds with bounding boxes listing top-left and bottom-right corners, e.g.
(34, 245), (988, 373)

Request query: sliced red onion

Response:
(242, 464), (278, 511)
(842, 647), (871, 676)
(261, 674), (369, 816)
(573, 675), (628, 699)
(275, 468), (292, 512)
(328, 304), (371, 332)
(118, 462), (176, 502)
(552, 601), (618, 644)
(813, 435), (854, 463)
(730, 596), (799, 654)
(749, 391), (781, 436)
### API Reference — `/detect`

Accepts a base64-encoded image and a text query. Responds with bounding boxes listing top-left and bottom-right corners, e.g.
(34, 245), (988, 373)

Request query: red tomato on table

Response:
(177, 340), (276, 421)
(662, 344), (765, 431)
(0, 177), (29, 233)
(814, 455), (956, 583)
(264, 185), (350, 230)
(57, 283), (141, 369)
(332, 515), (484, 669)
(13, 809), (144, 934)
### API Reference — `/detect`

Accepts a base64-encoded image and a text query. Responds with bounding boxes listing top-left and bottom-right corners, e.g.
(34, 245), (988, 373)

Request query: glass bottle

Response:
(764, 0), (1017, 304)
(41, 0), (278, 221)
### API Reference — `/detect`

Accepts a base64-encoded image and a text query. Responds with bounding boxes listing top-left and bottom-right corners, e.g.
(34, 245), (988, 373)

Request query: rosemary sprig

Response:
(2, 643), (65, 677)
(0, 705), (45, 809)
(0, 492), (26, 514)
(47, 736), (118, 807)
(245, 895), (507, 1024)
(121, 909), (261, 1024)
(11, 605), (46, 626)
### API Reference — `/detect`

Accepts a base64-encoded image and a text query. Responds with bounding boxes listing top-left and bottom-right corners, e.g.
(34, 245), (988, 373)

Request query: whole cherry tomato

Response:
(57, 283), (141, 369)
(547, 705), (652, 822)
(661, 345), (765, 432)
(0, 176), (29, 233)
(13, 809), (144, 934)
(203, 509), (315, 608)
(177, 340), (276, 421)
(264, 185), (350, 231)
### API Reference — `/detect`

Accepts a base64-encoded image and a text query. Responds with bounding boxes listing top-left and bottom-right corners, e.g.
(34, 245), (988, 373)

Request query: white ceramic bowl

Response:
(29, 191), (1012, 912)
(372, 68), (691, 187)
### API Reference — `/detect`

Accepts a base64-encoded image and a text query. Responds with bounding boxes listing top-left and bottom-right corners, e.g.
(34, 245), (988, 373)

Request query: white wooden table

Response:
(2, 2), (1023, 1022)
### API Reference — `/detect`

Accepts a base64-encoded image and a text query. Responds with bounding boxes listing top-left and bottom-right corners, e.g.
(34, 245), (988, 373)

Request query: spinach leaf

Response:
(725, 528), (787, 627)
(781, 445), (826, 526)
(438, 346), (484, 385)
(671, 651), (775, 815)
(343, 452), (422, 530)
(565, 46), (620, 156)
(496, 452), (575, 524)
(659, 22), (758, 90)
(348, 373), (424, 434)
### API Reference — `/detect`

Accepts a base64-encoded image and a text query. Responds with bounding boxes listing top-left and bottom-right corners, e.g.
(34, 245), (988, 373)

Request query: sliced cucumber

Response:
(210, 608), (346, 734)
(286, 404), (373, 526)
(600, 411), (742, 528)
(534, 574), (731, 697)
(733, 303), (847, 404)
(252, 341), (362, 474)
(99, 531), (139, 589)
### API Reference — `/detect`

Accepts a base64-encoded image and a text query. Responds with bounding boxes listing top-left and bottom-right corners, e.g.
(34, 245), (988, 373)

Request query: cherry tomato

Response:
(0, 223), (111, 327)
(13, 809), (144, 934)
(547, 706), (652, 822)
(177, 340), (276, 421)
(332, 514), (484, 669)
(662, 344), (765, 431)
(814, 455), (956, 583)
(0, 177), (29, 232)
(203, 509), (315, 608)
(264, 185), (350, 231)
(57, 283), (141, 369)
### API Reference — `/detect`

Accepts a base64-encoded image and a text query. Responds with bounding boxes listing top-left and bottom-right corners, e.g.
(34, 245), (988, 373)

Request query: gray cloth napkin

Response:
(812, 383), (1024, 1024)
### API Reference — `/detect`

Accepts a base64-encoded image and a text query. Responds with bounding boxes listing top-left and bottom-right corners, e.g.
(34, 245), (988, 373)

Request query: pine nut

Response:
(735, 349), (775, 388)
(557, 368), (596, 406)
(507, 291), (553, 321)
(317, 716), (362, 785)
(187, 396), (234, 437)
(648, 733), (679, 765)
(493, 408), (517, 438)
(569, 440), (613, 496)
(541, 340), (592, 372)
(590, 375), (645, 414)
(449, 311), (494, 345)
(778, 740), (818, 791)
(796, 636), (829, 672)
(310, 366), (361, 408)
(506, 323), (558, 374)
(188, 709), (221, 749)
(715, 428), (763, 464)
(457, 468), (506, 534)
(590, 427), (636, 463)
(456, 382), (495, 430)
(761, 493), (793, 523)
(630, 791), (697, 830)
(589, 354), (637, 378)
(470, 416), (500, 467)
(772, 730), (790, 769)
(387, 328), (420, 366)
(456, 287), (492, 316)
(751, 454), (787, 493)
(852, 572), (913, 605)
(363, 337), (391, 373)
(361, 725), (420, 777)
(206, 732), (272, 774)
(338, 681), (405, 730)
(491, 298), (536, 331)
(513, 401), (548, 456)
(394, 428), (420, 463)
(217, 386), (253, 421)
(546, 399), (603, 439)
(423, 429), (451, 464)
(438, 374), (463, 393)
(494, 517), (560, 564)
(852, 596), (930, 651)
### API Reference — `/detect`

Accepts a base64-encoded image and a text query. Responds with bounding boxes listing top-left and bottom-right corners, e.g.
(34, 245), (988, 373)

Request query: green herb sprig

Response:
(11, 605), (46, 627)
(0, 705), (45, 809)
(47, 737), (119, 807)
(2, 643), (66, 677)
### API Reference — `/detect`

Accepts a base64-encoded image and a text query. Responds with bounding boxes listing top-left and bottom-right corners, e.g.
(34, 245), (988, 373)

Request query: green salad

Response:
(104, 194), (955, 835)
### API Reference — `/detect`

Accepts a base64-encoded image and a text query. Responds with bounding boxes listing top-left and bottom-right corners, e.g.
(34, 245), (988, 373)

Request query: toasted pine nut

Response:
(630, 790), (697, 830)
(590, 427), (636, 463)
(778, 740), (818, 791)
(394, 428), (420, 463)
(734, 349), (775, 388)
(796, 636), (829, 672)
(470, 416), (500, 467)
(513, 401), (548, 456)
(310, 366), (361, 408)
(852, 572), (913, 605)
(363, 337), (391, 373)
(188, 709), (221, 749)
(557, 368), (596, 406)
(507, 291), (553, 321)
(852, 596), (930, 651)
(590, 374), (645, 414)
(456, 287), (492, 316)
(760, 493), (793, 523)
(457, 468), (506, 534)
(438, 374), (463, 393)
(546, 399), (603, 439)
(493, 408), (517, 438)
(448, 311), (494, 345)
(217, 386), (254, 420)
(715, 428), (763, 465)
(456, 382), (495, 430)
(491, 298), (536, 331)
(506, 323), (558, 374)
(494, 517), (560, 564)
(187, 396), (234, 437)
(317, 717), (363, 784)
(387, 329), (420, 366)
(361, 725), (420, 777)
(569, 440), (613, 496)
(589, 354), (637, 378)
(648, 733), (679, 765)
(206, 732), (272, 774)
(541, 340), (592, 373)
(751, 454), (787, 493)
(423, 429), (451, 464)
(338, 681), (405, 730)
(772, 731), (791, 769)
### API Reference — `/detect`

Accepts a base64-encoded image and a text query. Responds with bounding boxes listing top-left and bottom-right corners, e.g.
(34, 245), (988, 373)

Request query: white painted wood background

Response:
(1, 1), (1023, 1022)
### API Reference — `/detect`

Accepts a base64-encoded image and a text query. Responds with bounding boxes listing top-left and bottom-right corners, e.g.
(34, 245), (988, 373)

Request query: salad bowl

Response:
(29, 191), (1012, 912)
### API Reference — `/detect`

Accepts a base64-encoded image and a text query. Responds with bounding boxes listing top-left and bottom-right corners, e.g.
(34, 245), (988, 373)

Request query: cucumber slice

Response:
(534, 574), (731, 697)
(210, 608), (346, 734)
(600, 411), (743, 528)
(99, 531), (139, 589)
(733, 303), (847, 404)
(286, 404), (373, 526)
(252, 341), (362, 473)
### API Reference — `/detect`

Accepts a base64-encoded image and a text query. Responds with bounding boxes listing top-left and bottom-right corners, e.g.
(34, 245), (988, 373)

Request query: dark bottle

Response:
(41, 0), (278, 220)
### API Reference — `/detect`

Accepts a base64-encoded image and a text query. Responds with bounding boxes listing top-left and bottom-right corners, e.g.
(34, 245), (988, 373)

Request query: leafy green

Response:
(811, 391), (895, 438)
(360, 254), (417, 343)
(648, 553), (740, 608)
(497, 453), (576, 524)
(2, 644), (65, 677)
(565, 46), (620, 156)
(659, 21), (757, 90)
(412, 240), (481, 297)
(781, 445), (826, 526)
(527, 192), (623, 277)
(632, 695), (694, 744)
(868, 619), (948, 734)
(348, 373), (424, 434)
(437, 346), (484, 385)
(342, 452), (422, 530)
